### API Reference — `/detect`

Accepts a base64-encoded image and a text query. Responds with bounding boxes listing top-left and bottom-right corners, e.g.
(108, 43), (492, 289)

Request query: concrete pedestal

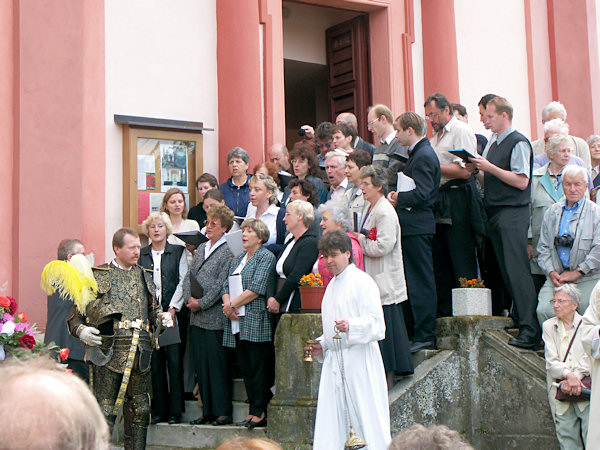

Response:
(452, 288), (492, 316)
(268, 313), (322, 448)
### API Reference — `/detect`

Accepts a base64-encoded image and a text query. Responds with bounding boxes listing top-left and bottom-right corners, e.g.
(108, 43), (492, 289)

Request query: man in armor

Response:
(68, 228), (173, 450)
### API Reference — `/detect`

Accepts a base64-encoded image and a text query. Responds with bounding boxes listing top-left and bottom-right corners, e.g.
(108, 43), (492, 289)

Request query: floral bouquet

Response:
(0, 295), (69, 363)
(299, 273), (323, 287)
(458, 277), (486, 288)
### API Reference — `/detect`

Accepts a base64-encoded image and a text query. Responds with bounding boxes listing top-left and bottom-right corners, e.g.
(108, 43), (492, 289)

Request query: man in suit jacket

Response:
(44, 238), (89, 382)
(388, 112), (441, 352)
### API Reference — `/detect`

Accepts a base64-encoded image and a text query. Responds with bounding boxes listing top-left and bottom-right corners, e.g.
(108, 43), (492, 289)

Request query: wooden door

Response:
(326, 15), (371, 141)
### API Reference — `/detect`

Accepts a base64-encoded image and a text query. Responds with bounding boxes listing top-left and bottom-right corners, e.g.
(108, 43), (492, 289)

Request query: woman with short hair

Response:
(220, 147), (252, 217)
(286, 142), (329, 204)
(184, 205), (236, 426)
(254, 162), (283, 204)
(344, 149), (372, 227)
(139, 211), (188, 424)
(314, 201), (364, 286)
(267, 200), (319, 315)
(245, 174), (280, 246)
(222, 218), (277, 429)
(529, 134), (573, 295)
(542, 283), (590, 449)
(358, 165), (413, 388)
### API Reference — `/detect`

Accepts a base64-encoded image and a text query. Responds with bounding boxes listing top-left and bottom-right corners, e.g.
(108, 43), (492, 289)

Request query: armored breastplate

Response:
(85, 265), (156, 372)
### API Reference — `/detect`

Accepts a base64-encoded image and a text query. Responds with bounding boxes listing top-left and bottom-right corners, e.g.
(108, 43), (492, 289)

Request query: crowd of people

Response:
(40, 94), (600, 449)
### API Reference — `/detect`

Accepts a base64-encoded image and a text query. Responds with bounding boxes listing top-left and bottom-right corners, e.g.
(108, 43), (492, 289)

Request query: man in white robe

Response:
(306, 230), (391, 449)
(581, 281), (600, 445)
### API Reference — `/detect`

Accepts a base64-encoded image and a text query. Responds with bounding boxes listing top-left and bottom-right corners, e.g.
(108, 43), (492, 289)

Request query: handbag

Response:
(555, 320), (592, 402)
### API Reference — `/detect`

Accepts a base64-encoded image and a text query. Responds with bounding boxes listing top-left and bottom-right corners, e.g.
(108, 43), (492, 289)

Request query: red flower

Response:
(17, 311), (28, 322)
(367, 227), (377, 241)
(0, 297), (9, 309)
(59, 348), (70, 361)
(18, 333), (36, 350)
(7, 296), (17, 315)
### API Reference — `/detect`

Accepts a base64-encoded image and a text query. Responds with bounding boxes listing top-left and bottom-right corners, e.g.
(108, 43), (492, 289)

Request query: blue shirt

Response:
(220, 175), (251, 217)
(557, 199), (583, 269)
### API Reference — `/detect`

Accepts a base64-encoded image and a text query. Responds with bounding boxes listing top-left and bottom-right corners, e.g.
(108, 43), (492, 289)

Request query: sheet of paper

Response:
(226, 230), (244, 257)
(228, 274), (246, 318)
(396, 172), (416, 192)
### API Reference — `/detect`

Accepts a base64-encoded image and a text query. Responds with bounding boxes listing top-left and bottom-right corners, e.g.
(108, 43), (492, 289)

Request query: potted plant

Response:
(298, 273), (325, 313)
(452, 277), (492, 316)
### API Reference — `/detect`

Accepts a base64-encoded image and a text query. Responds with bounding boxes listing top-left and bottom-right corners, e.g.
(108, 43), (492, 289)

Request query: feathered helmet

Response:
(40, 254), (98, 315)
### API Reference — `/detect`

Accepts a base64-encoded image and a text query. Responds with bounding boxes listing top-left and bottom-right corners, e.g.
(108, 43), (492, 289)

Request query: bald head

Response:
(335, 112), (358, 128)
(268, 143), (289, 172)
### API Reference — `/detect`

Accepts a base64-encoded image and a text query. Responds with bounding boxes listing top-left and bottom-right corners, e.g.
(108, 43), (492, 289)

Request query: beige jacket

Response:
(358, 196), (407, 305)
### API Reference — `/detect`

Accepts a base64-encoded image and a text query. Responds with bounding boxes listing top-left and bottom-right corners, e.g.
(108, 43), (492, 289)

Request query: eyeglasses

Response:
(549, 298), (572, 305)
(425, 111), (440, 120)
(318, 142), (332, 149)
(367, 118), (379, 127)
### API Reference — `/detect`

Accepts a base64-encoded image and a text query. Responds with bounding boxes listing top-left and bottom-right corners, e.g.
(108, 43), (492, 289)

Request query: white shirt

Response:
(329, 177), (349, 203)
(430, 116), (477, 185)
(382, 131), (396, 145)
(151, 249), (164, 302)
(204, 235), (227, 260)
(245, 203), (279, 245)
(276, 239), (296, 278)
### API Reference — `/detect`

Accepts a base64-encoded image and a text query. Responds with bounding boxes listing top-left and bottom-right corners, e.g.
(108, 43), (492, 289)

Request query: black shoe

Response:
(168, 413), (182, 425)
(190, 415), (215, 425)
(212, 415), (233, 426)
(236, 418), (251, 427)
(151, 415), (165, 425)
(410, 341), (436, 353)
(508, 337), (541, 350)
(247, 417), (267, 429)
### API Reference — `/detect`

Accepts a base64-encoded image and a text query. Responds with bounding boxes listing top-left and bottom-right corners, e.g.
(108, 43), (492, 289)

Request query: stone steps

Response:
(147, 422), (267, 449)
(145, 377), (267, 449)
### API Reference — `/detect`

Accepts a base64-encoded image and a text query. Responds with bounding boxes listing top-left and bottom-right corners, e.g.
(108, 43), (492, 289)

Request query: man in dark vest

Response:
(468, 96), (541, 350)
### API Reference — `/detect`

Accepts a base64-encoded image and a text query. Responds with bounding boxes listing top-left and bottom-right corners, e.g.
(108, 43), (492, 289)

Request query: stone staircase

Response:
(145, 378), (266, 449)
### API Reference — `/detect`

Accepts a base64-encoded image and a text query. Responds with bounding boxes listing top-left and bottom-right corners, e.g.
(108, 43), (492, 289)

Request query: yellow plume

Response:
(40, 254), (98, 315)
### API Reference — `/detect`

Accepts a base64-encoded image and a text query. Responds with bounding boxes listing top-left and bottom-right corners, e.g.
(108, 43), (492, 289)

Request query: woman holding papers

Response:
(182, 205), (235, 426)
(162, 187), (201, 253)
(357, 165), (414, 389)
(222, 218), (276, 429)
(139, 211), (188, 424)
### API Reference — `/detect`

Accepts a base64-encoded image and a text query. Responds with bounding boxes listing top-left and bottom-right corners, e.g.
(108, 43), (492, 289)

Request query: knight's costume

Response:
(67, 263), (162, 450)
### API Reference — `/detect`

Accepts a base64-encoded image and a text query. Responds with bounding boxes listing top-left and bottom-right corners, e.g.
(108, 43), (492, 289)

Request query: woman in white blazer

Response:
(357, 165), (413, 389)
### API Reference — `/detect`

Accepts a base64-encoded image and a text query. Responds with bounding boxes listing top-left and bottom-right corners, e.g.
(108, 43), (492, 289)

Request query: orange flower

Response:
(0, 297), (9, 309)
(65, 368), (73, 374)
(17, 311), (28, 322)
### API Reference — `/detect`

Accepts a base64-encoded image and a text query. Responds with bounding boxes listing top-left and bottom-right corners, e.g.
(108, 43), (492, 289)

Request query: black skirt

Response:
(379, 303), (414, 375)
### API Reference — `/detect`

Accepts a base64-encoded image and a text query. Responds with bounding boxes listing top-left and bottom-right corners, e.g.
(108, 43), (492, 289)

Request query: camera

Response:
(298, 128), (306, 137)
(554, 234), (574, 248)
